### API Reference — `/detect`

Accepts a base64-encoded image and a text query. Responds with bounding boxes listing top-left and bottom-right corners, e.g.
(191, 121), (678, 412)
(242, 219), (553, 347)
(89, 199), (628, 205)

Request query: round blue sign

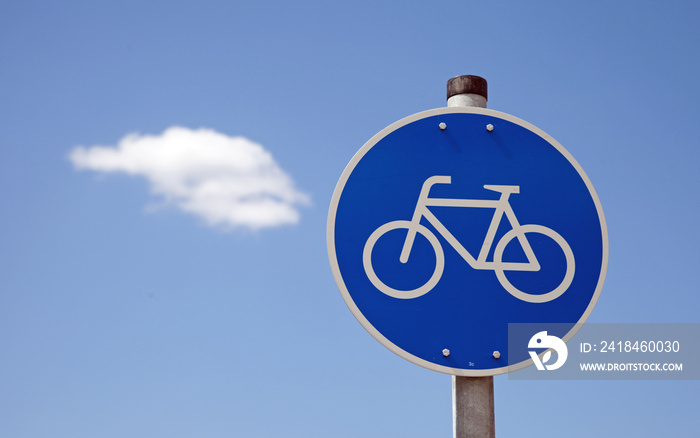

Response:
(327, 107), (608, 376)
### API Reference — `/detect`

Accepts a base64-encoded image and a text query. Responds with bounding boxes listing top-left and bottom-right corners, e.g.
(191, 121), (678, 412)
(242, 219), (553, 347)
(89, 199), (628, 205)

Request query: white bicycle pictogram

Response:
(362, 175), (575, 302)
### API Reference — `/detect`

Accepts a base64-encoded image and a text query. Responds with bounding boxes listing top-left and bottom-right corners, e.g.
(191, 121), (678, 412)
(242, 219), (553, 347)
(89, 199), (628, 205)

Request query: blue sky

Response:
(1, 1), (699, 437)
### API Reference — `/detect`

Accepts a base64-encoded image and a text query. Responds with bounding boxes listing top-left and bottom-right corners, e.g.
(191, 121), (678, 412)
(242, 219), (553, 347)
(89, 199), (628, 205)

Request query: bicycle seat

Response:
(483, 184), (520, 194)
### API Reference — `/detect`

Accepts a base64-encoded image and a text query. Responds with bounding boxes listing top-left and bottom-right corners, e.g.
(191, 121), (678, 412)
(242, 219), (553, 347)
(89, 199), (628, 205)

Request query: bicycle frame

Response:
(400, 175), (540, 272)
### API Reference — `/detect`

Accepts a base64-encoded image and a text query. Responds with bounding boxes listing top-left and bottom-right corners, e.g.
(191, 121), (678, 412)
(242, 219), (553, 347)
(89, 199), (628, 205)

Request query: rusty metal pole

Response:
(447, 75), (488, 109)
(446, 75), (496, 438)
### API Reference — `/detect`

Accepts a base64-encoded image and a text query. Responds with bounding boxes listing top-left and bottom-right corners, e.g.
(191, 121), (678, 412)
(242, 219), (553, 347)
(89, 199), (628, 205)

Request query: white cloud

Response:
(70, 126), (310, 230)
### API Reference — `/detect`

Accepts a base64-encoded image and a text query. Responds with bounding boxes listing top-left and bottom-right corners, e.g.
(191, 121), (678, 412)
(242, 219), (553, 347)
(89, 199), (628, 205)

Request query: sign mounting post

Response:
(447, 75), (495, 438)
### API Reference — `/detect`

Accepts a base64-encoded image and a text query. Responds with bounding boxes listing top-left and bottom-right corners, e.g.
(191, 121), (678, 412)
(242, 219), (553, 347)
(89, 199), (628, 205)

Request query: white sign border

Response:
(327, 106), (609, 376)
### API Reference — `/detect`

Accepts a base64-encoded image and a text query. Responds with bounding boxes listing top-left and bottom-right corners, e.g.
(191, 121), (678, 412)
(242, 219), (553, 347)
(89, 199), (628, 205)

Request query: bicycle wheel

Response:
(363, 220), (444, 299)
(493, 224), (575, 303)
